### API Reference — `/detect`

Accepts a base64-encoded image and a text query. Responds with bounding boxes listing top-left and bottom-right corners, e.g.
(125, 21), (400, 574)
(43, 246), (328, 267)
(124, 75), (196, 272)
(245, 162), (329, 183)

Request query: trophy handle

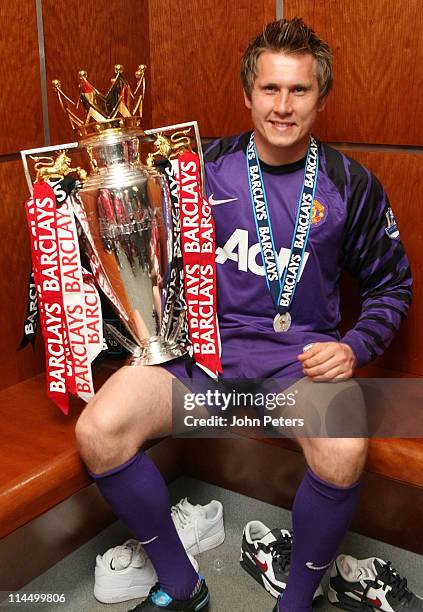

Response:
(21, 142), (80, 193)
(30, 150), (87, 182)
(145, 121), (205, 191)
(146, 129), (193, 167)
(21, 121), (204, 193)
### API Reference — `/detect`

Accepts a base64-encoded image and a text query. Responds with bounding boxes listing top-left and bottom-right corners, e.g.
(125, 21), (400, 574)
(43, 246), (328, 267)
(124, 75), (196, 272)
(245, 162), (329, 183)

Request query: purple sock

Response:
(89, 451), (198, 600)
(279, 468), (361, 612)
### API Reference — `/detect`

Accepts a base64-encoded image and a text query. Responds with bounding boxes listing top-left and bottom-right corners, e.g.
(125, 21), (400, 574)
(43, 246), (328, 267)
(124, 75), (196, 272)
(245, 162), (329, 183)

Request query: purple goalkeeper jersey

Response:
(166, 132), (412, 380)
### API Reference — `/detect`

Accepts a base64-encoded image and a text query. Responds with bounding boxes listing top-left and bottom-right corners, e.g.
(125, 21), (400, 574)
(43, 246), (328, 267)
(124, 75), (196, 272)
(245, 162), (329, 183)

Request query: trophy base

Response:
(129, 336), (187, 367)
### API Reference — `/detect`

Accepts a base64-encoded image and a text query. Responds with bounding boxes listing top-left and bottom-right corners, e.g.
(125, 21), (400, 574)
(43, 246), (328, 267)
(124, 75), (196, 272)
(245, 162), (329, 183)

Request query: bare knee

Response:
(75, 398), (138, 474)
(74, 365), (173, 474)
(300, 437), (368, 487)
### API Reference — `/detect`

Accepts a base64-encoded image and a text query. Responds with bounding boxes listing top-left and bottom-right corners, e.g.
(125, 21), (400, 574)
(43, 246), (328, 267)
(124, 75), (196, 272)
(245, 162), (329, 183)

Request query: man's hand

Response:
(297, 342), (356, 380)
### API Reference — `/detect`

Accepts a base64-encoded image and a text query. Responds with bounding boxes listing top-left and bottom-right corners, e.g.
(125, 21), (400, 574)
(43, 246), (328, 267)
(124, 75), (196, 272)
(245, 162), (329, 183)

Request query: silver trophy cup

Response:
(77, 128), (188, 365)
(47, 65), (196, 365)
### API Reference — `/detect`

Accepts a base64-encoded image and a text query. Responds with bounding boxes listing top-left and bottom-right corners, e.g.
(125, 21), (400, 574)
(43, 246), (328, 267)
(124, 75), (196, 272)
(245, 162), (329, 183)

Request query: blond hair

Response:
(241, 17), (333, 101)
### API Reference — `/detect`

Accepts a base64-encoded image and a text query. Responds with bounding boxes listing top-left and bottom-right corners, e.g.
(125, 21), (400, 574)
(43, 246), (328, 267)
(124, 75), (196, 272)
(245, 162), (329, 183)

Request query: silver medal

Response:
(273, 312), (291, 333)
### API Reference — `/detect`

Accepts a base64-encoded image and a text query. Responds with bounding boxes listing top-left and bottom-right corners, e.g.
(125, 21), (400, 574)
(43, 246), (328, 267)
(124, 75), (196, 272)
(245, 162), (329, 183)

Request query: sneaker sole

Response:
(240, 551), (324, 603)
(195, 592), (210, 611)
(94, 555), (198, 604)
(94, 583), (151, 604)
(184, 529), (225, 556)
(327, 585), (376, 611)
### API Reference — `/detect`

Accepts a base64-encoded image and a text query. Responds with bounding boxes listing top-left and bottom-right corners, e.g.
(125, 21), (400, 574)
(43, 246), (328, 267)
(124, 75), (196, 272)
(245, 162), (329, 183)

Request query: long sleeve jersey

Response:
(202, 132), (412, 372)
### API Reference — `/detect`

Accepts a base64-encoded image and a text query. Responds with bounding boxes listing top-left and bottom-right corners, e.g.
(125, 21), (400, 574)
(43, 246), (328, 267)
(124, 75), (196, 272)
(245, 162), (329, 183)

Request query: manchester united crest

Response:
(311, 199), (326, 225)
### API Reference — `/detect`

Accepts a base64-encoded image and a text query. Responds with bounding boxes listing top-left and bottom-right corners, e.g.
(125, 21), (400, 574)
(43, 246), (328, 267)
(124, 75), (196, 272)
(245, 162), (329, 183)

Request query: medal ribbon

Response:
(246, 132), (319, 319)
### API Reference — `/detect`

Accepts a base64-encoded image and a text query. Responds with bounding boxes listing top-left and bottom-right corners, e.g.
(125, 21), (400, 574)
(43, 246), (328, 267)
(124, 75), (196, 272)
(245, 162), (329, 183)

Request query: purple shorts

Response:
(163, 326), (339, 383)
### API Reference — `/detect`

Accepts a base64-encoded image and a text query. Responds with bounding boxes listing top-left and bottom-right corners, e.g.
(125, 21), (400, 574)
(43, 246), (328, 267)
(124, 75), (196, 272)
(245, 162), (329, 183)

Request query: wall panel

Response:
(0, 1), (44, 154)
(0, 161), (45, 390)
(338, 149), (422, 375)
(284, 0), (423, 145)
(42, 0), (151, 146)
(149, 0), (276, 136)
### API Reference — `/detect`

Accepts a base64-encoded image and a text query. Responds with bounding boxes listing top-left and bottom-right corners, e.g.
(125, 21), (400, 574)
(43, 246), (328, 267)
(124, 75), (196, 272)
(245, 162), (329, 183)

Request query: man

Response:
(75, 17), (412, 612)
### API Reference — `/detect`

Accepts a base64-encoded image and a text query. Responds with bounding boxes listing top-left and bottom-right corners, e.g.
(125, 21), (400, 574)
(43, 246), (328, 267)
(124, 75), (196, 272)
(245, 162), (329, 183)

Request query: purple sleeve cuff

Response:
(340, 329), (372, 369)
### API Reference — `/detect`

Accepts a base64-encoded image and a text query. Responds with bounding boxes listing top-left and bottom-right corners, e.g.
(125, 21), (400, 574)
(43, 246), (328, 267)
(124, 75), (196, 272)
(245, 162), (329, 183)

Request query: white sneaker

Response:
(94, 539), (199, 604)
(240, 520), (324, 601)
(328, 554), (423, 611)
(171, 497), (225, 555)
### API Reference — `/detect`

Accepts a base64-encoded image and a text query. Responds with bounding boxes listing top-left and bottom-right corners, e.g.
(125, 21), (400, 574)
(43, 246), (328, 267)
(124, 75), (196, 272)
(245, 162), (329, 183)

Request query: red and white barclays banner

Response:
(24, 151), (222, 410)
(177, 151), (222, 378)
(25, 181), (103, 414)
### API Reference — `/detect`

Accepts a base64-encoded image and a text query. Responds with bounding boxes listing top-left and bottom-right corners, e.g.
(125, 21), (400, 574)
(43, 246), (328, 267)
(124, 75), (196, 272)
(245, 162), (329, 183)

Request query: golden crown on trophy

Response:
(52, 64), (147, 138)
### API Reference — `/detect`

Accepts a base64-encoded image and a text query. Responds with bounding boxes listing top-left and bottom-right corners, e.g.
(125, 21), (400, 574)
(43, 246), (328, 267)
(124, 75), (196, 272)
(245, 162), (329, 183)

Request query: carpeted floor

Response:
(5, 476), (423, 611)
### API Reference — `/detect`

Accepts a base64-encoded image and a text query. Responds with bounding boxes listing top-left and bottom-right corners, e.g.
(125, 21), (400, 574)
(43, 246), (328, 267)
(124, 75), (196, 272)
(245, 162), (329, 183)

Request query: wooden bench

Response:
(0, 373), (92, 540)
(1, 363), (422, 539)
(0, 367), (182, 592)
(176, 432), (423, 554)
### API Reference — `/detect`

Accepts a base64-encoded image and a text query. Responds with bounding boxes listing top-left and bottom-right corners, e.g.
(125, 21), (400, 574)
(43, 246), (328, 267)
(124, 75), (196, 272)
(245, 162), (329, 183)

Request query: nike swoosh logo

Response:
(140, 535), (158, 545)
(209, 194), (238, 206)
(352, 590), (382, 607)
(253, 555), (268, 572)
(306, 561), (332, 571)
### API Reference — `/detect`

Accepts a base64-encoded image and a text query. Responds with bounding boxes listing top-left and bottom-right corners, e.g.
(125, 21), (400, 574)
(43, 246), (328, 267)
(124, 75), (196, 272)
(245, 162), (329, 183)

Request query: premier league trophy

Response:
(21, 64), (220, 413)
(51, 65), (193, 366)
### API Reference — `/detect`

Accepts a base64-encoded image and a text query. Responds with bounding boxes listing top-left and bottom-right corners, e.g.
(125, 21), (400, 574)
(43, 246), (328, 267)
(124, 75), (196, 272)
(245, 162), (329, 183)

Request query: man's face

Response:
(244, 51), (326, 164)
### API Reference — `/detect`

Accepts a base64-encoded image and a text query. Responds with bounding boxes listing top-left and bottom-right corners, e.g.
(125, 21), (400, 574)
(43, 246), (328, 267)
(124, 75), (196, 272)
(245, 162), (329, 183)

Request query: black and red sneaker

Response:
(128, 578), (209, 611)
(240, 520), (323, 600)
(328, 554), (423, 611)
